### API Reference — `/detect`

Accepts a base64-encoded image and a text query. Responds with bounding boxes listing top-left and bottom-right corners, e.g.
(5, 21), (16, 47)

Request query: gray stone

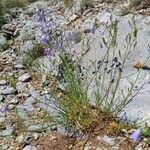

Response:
(42, 75), (47, 84)
(16, 108), (30, 120)
(97, 135), (115, 146)
(18, 73), (32, 82)
(26, 1), (50, 14)
(16, 134), (24, 143)
(0, 86), (16, 95)
(0, 80), (7, 85)
(20, 41), (34, 53)
(33, 133), (39, 140)
(0, 34), (7, 49)
(57, 126), (66, 135)
(2, 24), (16, 32)
(0, 104), (7, 117)
(30, 90), (40, 99)
(76, 12), (150, 125)
(96, 11), (112, 24)
(58, 84), (65, 91)
(8, 104), (15, 110)
(37, 56), (60, 75)
(14, 64), (24, 69)
(16, 82), (26, 92)
(17, 100), (35, 112)
(2, 144), (9, 150)
(23, 145), (37, 150)
(95, 148), (103, 150)
(0, 126), (13, 136)
(0, 117), (6, 123)
(27, 124), (45, 132)
(0, 95), (4, 102)
(42, 75), (50, 86)
(9, 97), (19, 104)
(135, 144), (143, 150)
(26, 96), (38, 104)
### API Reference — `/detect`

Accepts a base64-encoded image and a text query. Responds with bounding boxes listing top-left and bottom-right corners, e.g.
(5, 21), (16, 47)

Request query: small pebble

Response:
(18, 73), (32, 82)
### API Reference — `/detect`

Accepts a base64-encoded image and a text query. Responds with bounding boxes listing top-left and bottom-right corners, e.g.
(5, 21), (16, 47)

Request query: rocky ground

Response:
(1, 0), (150, 150)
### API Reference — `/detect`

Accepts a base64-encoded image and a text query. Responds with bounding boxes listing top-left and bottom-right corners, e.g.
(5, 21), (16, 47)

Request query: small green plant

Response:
(22, 53), (34, 69)
(142, 127), (150, 146)
(50, 54), (100, 133)
(22, 43), (45, 69)
(142, 127), (150, 138)
(6, 74), (17, 89)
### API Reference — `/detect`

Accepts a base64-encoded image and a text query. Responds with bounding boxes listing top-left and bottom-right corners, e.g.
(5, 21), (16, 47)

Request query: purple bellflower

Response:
(130, 129), (141, 142)
(35, 8), (76, 59)
(40, 34), (49, 44)
(44, 48), (53, 59)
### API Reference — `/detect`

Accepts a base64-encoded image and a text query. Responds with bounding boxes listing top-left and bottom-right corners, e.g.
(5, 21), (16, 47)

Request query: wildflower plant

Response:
(34, 7), (149, 134)
(86, 15), (149, 117)
(34, 7), (101, 133)
(22, 43), (44, 69)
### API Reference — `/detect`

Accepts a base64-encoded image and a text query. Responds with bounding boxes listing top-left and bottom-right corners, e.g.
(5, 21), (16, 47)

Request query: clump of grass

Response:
(6, 74), (17, 89)
(22, 43), (45, 69)
(142, 127), (150, 137)
(49, 54), (100, 133)
(22, 54), (34, 69)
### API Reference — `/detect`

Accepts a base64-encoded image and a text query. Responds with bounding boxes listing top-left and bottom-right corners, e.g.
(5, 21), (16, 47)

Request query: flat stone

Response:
(97, 135), (115, 146)
(33, 133), (39, 140)
(57, 126), (66, 135)
(0, 105), (7, 117)
(16, 135), (24, 143)
(29, 90), (40, 99)
(0, 34), (7, 48)
(0, 95), (4, 102)
(9, 97), (19, 104)
(0, 117), (6, 123)
(27, 124), (44, 132)
(16, 82), (26, 92)
(17, 101), (35, 112)
(14, 64), (24, 69)
(2, 144), (9, 150)
(58, 84), (65, 91)
(0, 126), (13, 136)
(20, 40), (34, 53)
(0, 86), (16, 95)
(2, 24), (16, 32)
(16, 108), (29, 120)
(0, 80), (7, 85)
(18, 73), (32, 82)
(23, 145), (37, 150)
(8, 104), (16, 110)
